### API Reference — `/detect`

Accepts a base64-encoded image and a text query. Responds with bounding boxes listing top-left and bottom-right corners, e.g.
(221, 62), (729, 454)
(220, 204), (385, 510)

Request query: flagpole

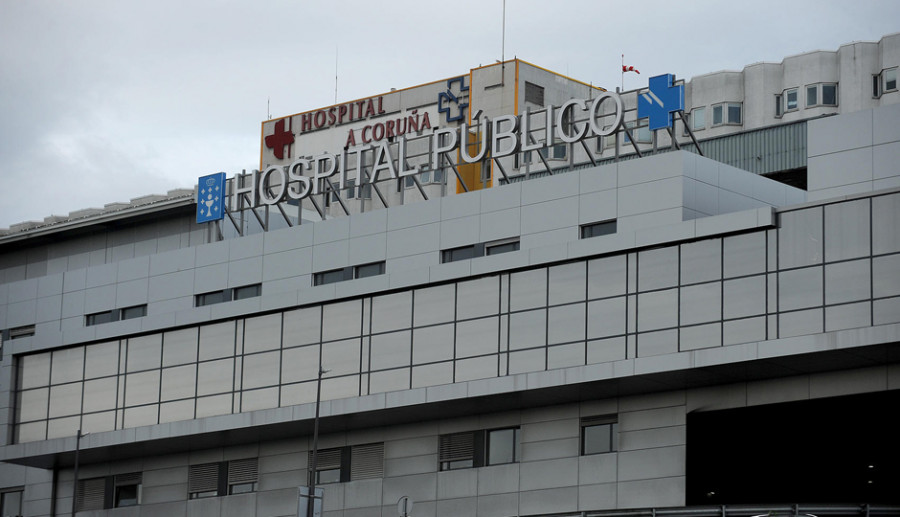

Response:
(621, 54), (624, 91)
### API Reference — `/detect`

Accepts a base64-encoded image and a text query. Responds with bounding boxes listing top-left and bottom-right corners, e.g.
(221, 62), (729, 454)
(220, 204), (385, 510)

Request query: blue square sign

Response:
(196, 172), (226, 224)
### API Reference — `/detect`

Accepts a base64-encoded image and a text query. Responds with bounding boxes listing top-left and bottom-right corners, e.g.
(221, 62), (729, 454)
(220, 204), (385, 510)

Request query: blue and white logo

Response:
(438, 76), (469, 123)
(637, 74), (684, 131)
(196, 172), (226, 224)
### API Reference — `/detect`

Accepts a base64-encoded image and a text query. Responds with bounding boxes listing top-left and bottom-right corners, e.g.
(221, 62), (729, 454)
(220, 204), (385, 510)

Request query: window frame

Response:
(806, 82), (838, 108)
(884, 67), (897, 93)
(691, 106), (706, 131)
(580, 220), (617, 239)
(581, 415), (619, 455)
(785, 88), (799, 112)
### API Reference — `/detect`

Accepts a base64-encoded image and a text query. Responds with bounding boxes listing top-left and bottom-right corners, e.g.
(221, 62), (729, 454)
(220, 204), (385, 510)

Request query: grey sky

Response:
(1, 0), (898, 228)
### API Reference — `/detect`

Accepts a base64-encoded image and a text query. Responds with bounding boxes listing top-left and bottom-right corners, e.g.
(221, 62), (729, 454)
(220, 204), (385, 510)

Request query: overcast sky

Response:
(1, 0), (898, 228)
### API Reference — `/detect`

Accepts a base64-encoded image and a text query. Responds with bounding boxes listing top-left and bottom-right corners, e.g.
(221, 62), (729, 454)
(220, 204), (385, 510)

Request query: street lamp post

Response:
(306, 366), (325, 517)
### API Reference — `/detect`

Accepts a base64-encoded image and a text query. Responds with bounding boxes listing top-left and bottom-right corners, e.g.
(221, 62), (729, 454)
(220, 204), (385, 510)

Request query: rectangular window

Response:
(120, 305), (147, 321)
(785, 88), (798, 111)
(712, 104), (723, 126)
(439, 431), (477, 470)
(439, 428), (520, 470)
(691, 106), (706, 130)
(309, 444), (383, 483)
(441, 245), (479, 263)
(806, 84), (818, 107)
(806, 83), (838, 107)
(885, 68), (898, 92)
(580, 220), (617, 239)
(354, 262), (385, 279)
(9, 325), (35, 339)
(188, 463), (222, 499)
(189, 459), (257, 498)
(113, 473), (142, 507)
(233, 284), (261, 300)
(313, 268), (347, 286)
(581, 415), (619, 455)
(196, 290), (227, 307)
(0, 490), (23, 517)
(525, 81), (544, 106)
(85, 310), (115, 327)
(726, 103), (742, 124)
(75, 473), (142, 510)
(487, 427), (520, 465)
(227, 458), (258, 495)
(775, 94), (783, 117)
(874, 74), (882, 98)
(485, 239), (520, 256)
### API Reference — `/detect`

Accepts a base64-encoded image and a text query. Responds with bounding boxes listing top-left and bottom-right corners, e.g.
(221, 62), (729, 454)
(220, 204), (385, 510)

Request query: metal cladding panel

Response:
(701, 120), (808, 175)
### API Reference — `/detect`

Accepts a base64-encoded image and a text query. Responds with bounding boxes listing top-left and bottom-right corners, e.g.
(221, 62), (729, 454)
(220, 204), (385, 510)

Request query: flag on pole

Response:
(622, 65), (640, 74)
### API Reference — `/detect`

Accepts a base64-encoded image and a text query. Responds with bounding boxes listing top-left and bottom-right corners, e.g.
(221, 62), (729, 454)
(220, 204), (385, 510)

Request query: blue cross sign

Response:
(637, 74), (684, 131)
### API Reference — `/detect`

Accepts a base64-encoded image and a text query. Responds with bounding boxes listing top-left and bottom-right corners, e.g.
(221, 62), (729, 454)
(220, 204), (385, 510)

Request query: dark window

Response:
(309, 444), (383, 484)
(775, 94), (783, 117)
(822, 83), (837, 105)
(233, 284), (261, 300)
(1, 489), (23, 517)
(75, 473), (141, 510)
(885, 68), (897, 92)
(196, 290), (227, 307)
(190, 459), (258, 499)
(524, 81), (544, 106)
(442, 245), (479, 263)
(354, 262), (385, 279)
(9, 325), (35, 339)
(785, 88), (799, 111)
(582, 415), (618, 455)
(485, 240), (520, 256)
(113, 473), (142, 507)
(439, 428), (520, 470)
(85, 310), (115, 327)
(487, 428), (520, 465)
(227, 458), (258, 495)
(580, 220), (617, 239)
(120, 305), (147, 320)
(439, 431), (477, 471)
(313, 268), (347, 286)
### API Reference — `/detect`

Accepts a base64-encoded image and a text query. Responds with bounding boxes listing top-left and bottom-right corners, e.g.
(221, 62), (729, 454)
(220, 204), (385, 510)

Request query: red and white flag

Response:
(622, 65), (640, 74)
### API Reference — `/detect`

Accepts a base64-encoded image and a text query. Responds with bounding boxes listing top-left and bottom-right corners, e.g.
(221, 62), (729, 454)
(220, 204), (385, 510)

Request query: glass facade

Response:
(13, 193), (900, 443)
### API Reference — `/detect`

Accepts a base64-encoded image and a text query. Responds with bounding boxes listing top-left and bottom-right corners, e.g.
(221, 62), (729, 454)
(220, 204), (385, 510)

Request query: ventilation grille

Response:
(350, 443), (384, 480)
(439, 432), (475, 463)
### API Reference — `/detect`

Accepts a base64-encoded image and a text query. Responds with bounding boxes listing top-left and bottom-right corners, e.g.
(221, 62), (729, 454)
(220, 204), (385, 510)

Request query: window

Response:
(354, 262), (385, 279)
(540, 144), (567, 161)
(75, 473), (142, 510)
(309, 444), (384, 484)
(120, 305), (147, 320)
(691, 106), (706, 130)
(442, 245), (479, 263)
(775, 94), (783, 117)
(487, 428), (520, 465)
(189, 459), (258, 499)
(485, 239), (520, 256)
(885, 68), (898, 93)
(85, 305), (149, 326)
(624, 120), (650, 144)
(439, 428), (520, 470)
(8, 325), (35, 339)
(1, 490), (23, 517)
(113, 473), (142, 507)
(227, 458), (259, 495)
(806, 83), (838, 107)
(233, 284), (261, 300)
(580, 220), (617, 239)
(785, 88), (799, 111)
(313, 268), (347, 286)
(581, 415), (618, 455)
(195, 285), (261, 306)
(85, 310), (115, 326)
(525, 81), (544, 106)
(712, 102), (742, 126)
